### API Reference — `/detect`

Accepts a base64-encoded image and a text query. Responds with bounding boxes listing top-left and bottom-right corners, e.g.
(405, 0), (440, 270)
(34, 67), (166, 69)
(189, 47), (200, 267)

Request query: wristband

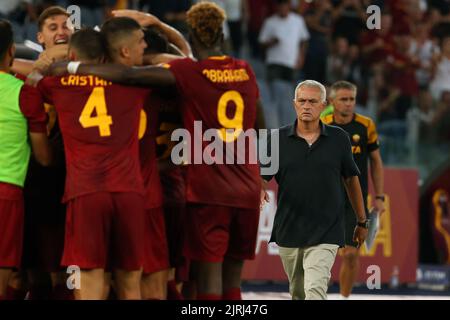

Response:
(67, 61), (81, 75)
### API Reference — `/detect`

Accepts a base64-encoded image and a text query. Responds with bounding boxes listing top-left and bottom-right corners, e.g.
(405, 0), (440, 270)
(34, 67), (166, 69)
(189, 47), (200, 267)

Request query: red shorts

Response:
(175, 256), (190, 283)
(22, 218), (65, 272)
(143, 207), (170, 274)
(184, 204), (260, 263)
(22, 164), (66, 272)
(62, 192), (146, 271)
(0, 183), (24, 268)
(22, 196), (66, 272)
(163, 203), (186, 268)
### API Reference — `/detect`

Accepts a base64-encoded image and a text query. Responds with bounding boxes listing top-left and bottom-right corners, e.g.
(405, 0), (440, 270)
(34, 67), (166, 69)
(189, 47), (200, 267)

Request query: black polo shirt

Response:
(261, 121), (360, 248)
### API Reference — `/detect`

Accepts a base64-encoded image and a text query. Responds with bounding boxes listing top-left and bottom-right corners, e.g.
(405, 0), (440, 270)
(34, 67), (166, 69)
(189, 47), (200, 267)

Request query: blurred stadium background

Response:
(5, 0), (450, 299)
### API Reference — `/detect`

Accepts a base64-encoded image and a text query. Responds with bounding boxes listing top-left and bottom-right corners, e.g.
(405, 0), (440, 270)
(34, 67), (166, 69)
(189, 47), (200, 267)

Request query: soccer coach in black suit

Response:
(260, 80), (368, 300)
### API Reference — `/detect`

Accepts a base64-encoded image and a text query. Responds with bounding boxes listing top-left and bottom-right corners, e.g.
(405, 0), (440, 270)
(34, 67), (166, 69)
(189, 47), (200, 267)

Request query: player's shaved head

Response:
(0, 20), (13, 61)
(101, 17), (145, 63)
(69, 29), (106, 63)
(186, 2), (226, 48)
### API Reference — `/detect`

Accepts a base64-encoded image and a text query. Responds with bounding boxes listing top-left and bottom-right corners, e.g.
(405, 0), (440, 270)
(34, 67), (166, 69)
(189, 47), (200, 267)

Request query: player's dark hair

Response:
(38, 6), (69, 31)
(143, 27), (169, 54)
(186, 2), (226, 48)
(69, 28), (106, 61)
(0, 19), (13, 61)
(101, 17), (142, 60)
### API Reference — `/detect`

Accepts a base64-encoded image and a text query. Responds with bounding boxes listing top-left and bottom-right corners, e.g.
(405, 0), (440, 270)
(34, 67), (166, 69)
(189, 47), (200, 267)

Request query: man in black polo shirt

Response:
(261, 80), (368, 300)
(322, 80), (385, 299)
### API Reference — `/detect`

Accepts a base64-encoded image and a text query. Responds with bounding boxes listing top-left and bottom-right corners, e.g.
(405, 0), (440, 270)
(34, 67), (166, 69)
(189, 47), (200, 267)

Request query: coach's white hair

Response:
(294, 80), (327, 103)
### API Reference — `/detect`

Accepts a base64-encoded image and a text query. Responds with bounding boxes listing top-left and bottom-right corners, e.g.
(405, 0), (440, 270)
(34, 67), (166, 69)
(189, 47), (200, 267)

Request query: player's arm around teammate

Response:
(112, 9), (193, 58)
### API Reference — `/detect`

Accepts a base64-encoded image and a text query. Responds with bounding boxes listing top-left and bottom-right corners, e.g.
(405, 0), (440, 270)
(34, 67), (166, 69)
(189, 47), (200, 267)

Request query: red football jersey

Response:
(139, 92), (165, 209)
(155, 94), (186, 206)
(168, 56), (261, 209)
(38, 75), (150, 202)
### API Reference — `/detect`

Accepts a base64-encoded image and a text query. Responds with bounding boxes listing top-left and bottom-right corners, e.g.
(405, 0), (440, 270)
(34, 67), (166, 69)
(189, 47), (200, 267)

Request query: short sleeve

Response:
(298, 16), (310, 42)
(19, 84), (47, 133)
(340, 131), (360, 179)
(258, 19), (273, 43)
(246, 63), (260, 99)
(367, 119), (380, 152)
(36, 77), (55, 105)
(167, 58), (190, 97)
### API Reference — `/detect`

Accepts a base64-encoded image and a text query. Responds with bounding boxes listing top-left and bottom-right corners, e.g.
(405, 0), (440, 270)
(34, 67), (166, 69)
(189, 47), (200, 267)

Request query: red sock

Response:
(197, 293), (221, 300)
(222, 287), (242, 300)
(51, 285), (74, 300)
(6, 286), (28, 300)
(167, 280), (184, 300)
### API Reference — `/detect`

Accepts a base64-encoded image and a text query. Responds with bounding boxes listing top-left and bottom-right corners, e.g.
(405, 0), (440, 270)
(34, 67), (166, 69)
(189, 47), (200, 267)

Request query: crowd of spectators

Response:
(4, 0), (450, 172)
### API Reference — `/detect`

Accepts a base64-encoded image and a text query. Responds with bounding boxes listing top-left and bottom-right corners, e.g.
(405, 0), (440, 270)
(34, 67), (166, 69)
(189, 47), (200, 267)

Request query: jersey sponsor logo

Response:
(202, 68), (250, 83)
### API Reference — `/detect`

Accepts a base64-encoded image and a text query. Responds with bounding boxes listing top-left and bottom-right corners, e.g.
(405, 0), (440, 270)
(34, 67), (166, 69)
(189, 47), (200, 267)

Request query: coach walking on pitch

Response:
(260, 80), (368, 300)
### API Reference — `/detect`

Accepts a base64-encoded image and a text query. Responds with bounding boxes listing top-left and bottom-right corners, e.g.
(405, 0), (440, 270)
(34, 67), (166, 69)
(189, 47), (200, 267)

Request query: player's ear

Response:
(8, 43), (16, 66)
(37, 32), (44, 45)
(120, 46), (129, 59)
(9, 43), (16, 58)
(68, 49), (76, 61)
(319, 101), (327, 113)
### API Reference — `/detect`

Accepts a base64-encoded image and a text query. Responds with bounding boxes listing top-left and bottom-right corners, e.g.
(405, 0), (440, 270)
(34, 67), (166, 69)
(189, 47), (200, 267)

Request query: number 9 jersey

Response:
(167, 56), (260, 209)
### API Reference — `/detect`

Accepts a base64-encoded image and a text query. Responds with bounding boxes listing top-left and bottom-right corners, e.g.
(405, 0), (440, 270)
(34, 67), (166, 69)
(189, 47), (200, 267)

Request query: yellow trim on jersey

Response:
(354, 113), (372, 128)
(208, 55), (228, 60)
(321, 114), (334, 124)
(161, 63), (171, 69)
(354, 113), (378, 144)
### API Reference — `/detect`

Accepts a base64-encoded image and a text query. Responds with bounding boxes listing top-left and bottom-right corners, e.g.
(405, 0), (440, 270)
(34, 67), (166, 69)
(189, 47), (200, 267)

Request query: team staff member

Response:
(260, 80), (368, 300)
(322, 80), (385, 299)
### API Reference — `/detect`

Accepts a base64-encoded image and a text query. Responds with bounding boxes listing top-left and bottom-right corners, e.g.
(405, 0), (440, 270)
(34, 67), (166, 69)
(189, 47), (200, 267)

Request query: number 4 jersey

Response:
(167, 56), (261, 209)
(37, 76), (150, 202)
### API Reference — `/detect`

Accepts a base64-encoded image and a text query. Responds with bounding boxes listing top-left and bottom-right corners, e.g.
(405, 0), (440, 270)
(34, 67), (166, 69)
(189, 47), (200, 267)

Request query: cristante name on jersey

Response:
(60, 75), (112, 87)
(202, 68), (250, 83)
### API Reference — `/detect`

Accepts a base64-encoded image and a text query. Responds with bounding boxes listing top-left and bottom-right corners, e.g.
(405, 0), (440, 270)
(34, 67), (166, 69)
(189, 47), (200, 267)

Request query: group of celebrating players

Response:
(0, 1), (264, 300)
